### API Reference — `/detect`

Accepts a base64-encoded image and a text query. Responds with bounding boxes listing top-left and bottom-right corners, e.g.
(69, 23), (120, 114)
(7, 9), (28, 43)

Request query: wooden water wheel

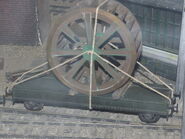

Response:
(47, 3), (142, 95)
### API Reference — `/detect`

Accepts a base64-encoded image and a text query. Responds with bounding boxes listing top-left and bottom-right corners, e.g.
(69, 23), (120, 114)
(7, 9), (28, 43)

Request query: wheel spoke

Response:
(65, 59), (86, 79)
(96, 57), (121, 79)
(76, 66), (88, 80)
(101, 49), (130, 57)
(95, 23), (118, 48)
(83, 13), (93, 45)
(62, 25), (80, 43)
(70, 22), (86, 37)
(52, 50), (82, 57)
(91, 61), (97, 90)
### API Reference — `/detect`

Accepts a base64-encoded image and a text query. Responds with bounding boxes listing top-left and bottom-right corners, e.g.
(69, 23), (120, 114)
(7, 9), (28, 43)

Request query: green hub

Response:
(83, 45), (101, 61)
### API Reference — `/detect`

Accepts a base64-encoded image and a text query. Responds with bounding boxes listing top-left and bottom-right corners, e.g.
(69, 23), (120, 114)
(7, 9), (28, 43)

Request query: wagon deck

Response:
(10, 74), (173, 122)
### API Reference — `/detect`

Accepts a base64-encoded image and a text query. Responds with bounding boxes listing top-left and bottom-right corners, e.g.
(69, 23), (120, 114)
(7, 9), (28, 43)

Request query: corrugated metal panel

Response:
(0, 0), (38, 46)
(121, 1), (182, 54)
(119, 0), (183, 12)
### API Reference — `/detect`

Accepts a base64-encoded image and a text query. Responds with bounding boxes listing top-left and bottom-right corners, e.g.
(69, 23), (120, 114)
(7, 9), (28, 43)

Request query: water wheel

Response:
(47, 6), (142, 95)
(74, 0), (142, 57)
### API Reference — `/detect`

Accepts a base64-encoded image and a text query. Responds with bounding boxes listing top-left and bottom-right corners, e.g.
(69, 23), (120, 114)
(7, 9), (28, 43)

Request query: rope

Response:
(108, 39), (172, 95)
(137, 61), (174, 97)
(14, 62), (48, 83)
(7, 52), (87, 91)
(89, 0), (109, 110)
(6, 62), (48, 93)
(93, 52), (172, 104)
(107, 32), (173, 98)
(108, 42), (119, 49)
(92, 0), (108, 50)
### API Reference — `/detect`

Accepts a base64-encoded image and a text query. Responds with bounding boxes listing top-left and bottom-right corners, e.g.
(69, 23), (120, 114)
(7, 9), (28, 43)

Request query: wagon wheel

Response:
(47, 8), (137, 95)
(24, 101), (44, 111)
(74, 0), (142, 58)
(138, 113), (161, 123)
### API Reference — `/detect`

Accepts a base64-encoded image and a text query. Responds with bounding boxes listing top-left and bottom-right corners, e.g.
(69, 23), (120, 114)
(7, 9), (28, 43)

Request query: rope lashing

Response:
(89, 0), (109, 110)
(7, 52), (88, 92)
(136, 61), (174, 98)
(93, 52), (172, 104)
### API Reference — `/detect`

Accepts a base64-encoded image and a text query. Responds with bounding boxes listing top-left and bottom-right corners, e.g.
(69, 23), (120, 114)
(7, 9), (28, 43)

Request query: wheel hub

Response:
(83, 45), (101, 61)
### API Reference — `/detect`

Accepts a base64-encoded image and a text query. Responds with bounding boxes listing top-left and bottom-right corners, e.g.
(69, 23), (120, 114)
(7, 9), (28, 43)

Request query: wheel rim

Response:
(47, 8), (137, 95)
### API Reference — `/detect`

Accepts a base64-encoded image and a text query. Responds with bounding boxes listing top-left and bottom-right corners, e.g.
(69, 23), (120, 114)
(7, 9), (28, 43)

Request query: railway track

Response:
(0, 97), (182, 138)
(0, 106), (181, 131)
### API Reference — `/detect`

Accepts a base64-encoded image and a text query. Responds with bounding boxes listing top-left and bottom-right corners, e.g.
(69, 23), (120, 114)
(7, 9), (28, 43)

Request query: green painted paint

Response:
(96, 33), (104, 37)
(82, 45), (101, 61)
